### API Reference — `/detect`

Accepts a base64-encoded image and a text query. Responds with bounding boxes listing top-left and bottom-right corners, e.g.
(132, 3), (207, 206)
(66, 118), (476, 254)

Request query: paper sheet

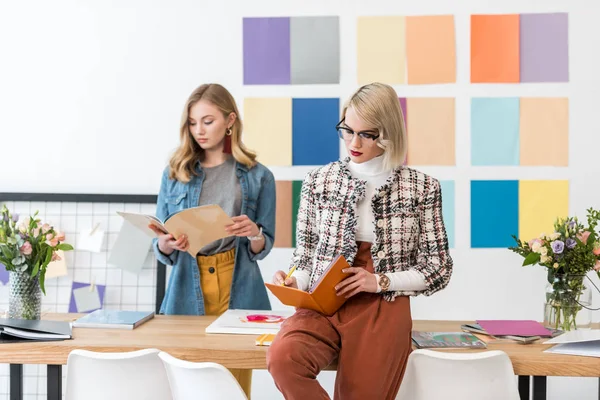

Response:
(45, 250), (68, 279)
(357, 16), (406, 84)
(290, 17), (339, 84)
(292, 98), (340, 166)
(69, 281), (106, 313)
(471, 97), (520, 166)
(406, 15), (456, 84)
(471, 180), (519, 248)
(519, 180), (569, 242)
(243, 98), (292, 166)
(275, 181), (293, 248)
(406, 98), (455, 165)
(520, 13), (569, 82)
(520, 98), (569, 166)
(471, 14), (520, 83)
(108, 220), (153, 274)
(77, 225), (105, 252)
(243, 17), (290, 84)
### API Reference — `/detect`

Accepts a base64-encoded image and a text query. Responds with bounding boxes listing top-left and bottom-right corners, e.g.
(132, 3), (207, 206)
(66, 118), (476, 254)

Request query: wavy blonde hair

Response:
(341, 82), (407, 171)
(169, 84), (257, 182)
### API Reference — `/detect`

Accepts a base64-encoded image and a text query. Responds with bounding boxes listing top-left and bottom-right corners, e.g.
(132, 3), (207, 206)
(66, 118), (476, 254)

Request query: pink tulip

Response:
(593, 243), (600, 256)
(41, 224), (51, 234)
(578, 231), (591, 245)
(51, 252), (61, 262)
(19, 242), (32, 256)
(55, 231), (66, 242)
(46, 233), (53, 241)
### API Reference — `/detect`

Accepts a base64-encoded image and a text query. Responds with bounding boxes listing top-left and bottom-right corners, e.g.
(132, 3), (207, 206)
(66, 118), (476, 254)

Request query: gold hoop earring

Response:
(226, 128), (233, 136)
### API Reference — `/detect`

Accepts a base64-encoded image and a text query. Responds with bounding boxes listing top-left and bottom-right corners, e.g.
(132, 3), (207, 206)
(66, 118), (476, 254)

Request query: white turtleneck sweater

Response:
(292, 155), (427, 293)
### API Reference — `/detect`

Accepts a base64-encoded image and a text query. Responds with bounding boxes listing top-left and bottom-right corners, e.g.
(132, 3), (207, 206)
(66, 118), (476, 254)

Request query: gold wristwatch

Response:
(377, 273), (390, 292)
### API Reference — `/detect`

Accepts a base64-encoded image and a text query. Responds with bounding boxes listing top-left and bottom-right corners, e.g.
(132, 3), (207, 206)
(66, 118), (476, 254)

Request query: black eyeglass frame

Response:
(335, 118), (380, 141)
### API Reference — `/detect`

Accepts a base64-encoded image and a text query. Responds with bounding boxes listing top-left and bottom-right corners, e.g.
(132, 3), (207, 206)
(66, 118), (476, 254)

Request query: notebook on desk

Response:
(72, 310), (154, 330)
(0, 319), (72, 342)
(265, 255), (352, 316)
(412, 331), (487, 349)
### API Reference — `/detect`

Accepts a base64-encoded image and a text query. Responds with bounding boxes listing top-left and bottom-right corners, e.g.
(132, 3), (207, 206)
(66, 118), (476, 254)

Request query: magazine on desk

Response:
(205, 309), (296, 335)
(72, 310), (155, 330)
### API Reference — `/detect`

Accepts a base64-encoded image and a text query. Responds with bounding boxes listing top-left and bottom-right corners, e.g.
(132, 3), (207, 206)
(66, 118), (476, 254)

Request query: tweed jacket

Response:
(291, 158), (453, 300)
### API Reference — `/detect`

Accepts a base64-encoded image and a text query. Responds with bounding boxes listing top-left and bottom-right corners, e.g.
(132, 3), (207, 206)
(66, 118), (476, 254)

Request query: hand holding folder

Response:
(265, 255), (351, 316)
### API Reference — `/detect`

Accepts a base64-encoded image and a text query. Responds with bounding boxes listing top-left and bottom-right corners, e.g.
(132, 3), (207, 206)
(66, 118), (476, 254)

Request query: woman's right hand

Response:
(272, 270), (298, 288)
(148, 224), (189, 255)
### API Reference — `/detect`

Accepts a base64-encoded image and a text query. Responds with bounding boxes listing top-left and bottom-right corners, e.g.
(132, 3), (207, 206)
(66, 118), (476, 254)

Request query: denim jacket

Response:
(153, 161), (275, 315)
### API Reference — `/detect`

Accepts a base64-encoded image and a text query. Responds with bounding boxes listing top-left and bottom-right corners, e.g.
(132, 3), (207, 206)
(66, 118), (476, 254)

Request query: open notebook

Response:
(0, 319), (72, 342)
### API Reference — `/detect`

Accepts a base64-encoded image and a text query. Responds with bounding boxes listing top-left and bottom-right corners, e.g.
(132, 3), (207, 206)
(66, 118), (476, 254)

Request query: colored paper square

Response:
(292, 98), (340, 165)
(471, 98), (520, 166)
(440, 180), (455, 248)
(406, 98), (455, 165)
(471, 181), (519, 248)
(406, 15), (456, 84)
(520, 13), (569, 83)
(243, 17), (290, 85)
(69, 282), (106, 313)
(520, 98), (569, 166)
(291, 180), (303, 247)
(243, 98), (292, 166)
(45, 250), (68, 279)
(357, 16), (406, 84)
(275, 181), (292, 248)
(519, 180), (569, 242)
(0, 263), (8, 285)
(471, 15), (520, 83)
(290, 16), (340, 84)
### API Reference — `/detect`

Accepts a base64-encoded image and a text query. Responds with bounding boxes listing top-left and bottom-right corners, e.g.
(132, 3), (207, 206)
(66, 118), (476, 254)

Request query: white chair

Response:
(396, 349), (520, 400)
(158, 351), (247, 400)
(65, 348), (172, 400)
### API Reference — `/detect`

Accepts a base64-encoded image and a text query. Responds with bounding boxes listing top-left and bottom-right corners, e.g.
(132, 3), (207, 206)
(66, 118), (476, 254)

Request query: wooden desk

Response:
(4, 315), (600, 400)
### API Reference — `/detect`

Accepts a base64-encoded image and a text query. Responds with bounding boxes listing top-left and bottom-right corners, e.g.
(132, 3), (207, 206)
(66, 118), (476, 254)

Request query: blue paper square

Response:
(471, 98), (520, 166)
(471, 180), (519, 248)
(292, 98), (340, 165)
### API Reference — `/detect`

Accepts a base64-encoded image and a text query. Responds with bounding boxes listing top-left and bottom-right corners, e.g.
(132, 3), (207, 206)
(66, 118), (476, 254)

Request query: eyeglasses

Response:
(335, 118), (380, 141)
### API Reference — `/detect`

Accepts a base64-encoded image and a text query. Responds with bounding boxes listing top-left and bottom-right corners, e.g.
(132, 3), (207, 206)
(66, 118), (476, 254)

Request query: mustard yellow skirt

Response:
(198, 249), (252, 399)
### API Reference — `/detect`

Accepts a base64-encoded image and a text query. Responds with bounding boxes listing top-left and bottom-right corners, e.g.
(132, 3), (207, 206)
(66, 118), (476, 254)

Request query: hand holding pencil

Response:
(272, 266), (298, 288)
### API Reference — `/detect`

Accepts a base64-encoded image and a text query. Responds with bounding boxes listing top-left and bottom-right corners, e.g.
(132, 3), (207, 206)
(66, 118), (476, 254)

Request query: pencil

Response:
(281, 265), (297, 286)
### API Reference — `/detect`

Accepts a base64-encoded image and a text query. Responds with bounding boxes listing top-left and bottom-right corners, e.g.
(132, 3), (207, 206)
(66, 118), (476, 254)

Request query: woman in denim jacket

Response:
(150, 83), (276, 397)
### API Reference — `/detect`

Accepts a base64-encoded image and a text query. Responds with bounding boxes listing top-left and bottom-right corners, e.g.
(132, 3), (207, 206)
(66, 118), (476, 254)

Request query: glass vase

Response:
(8, 270), (42, 320)
(544, 274), (592, 331)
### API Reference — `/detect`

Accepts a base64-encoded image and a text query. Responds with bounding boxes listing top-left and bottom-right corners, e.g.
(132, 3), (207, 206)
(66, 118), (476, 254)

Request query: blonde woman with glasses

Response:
(268, 82), (453, 399)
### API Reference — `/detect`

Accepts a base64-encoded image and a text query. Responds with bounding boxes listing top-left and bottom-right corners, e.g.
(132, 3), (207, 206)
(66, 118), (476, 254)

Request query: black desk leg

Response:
(519, 375), (530, 400)
(47, 365), (62, 400)
(532, 376), (547, 400)
(9, 364), (23, 400)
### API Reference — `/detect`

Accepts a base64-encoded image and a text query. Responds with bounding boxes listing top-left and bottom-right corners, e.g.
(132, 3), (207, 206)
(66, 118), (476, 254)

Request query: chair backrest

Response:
(396, 349), (520, 400)
(158, 351), (247, 400)
(65, 348), (172, 400)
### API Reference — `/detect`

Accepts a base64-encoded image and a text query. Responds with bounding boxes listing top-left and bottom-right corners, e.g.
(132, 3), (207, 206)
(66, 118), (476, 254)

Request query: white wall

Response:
(2, 0), (600, 399)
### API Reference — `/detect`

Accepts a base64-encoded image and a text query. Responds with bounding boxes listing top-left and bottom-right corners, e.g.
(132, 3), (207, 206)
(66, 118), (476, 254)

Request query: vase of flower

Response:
(543, 273), (592, 331)
(8, 270), (42, 320)
(0, 205), (73, 320)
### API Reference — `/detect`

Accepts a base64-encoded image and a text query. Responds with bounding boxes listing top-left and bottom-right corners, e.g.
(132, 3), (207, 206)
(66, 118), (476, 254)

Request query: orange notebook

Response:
(265, 255), (351, 316)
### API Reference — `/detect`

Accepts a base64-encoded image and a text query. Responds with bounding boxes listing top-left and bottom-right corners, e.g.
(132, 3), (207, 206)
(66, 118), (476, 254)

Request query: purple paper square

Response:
(0, 263), (8, 285)
(520, 13), (569, 82)
(243, 17), (291, 85)
(68, 281), (106, 313)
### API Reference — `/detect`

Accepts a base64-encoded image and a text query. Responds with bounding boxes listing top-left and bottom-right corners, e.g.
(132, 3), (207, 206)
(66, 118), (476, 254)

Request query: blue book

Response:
(73, 310), (155, 330)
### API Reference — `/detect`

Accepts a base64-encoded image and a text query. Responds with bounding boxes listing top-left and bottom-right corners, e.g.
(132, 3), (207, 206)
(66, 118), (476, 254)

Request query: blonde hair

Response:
(168, 84), (257, 182)
(341, 82), (407, 171)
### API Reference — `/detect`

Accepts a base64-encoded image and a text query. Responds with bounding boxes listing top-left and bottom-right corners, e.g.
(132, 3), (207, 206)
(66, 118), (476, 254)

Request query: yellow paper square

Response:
(406, 98), (455, 165)
(243, 98), (292, 166)
(406, 15), (456, 84)
(519, 180), (569, 242)
(520, 98), (569, 166)
(45, 250), (67, 279)
(357, 16), (406, 84)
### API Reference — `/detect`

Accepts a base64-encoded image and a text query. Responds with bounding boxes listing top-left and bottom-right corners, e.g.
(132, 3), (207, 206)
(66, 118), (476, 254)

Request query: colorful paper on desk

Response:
(476, 320), (552, 337)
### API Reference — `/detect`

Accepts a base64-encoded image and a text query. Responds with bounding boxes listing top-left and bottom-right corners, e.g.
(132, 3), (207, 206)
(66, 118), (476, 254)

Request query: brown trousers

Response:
(267, 242), (413, 400)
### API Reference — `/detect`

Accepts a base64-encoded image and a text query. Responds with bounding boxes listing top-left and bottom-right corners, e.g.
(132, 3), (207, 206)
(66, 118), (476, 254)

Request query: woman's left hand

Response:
(225, 215), (260, 237)
(335, 267), (378, 298)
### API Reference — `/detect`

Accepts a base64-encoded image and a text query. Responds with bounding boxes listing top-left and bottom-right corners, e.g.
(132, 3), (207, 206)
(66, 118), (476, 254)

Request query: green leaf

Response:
(522, 252), (540, 266)
(57, 243), (73, 251)
(39, 270), (46, 296)
(31, 260), (40, 278)
(44, 246), (52, 265)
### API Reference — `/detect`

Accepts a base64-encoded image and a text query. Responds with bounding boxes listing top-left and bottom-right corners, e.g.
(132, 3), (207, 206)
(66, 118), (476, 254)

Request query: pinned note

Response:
(69, 281), (106, 313)
(77, 223), (105, 253)
(45, 250), (68, 279)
